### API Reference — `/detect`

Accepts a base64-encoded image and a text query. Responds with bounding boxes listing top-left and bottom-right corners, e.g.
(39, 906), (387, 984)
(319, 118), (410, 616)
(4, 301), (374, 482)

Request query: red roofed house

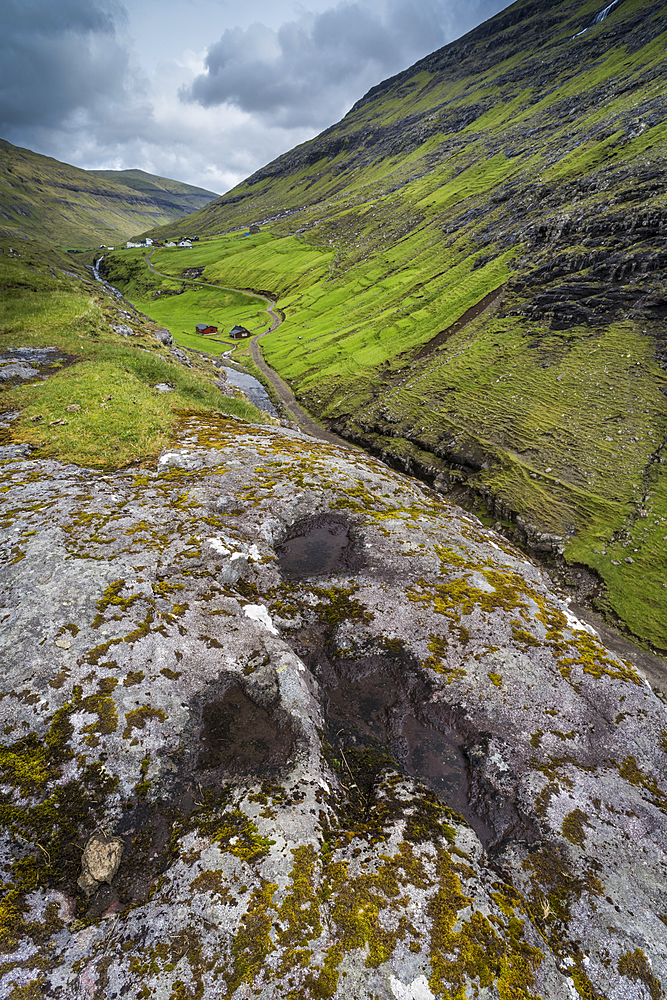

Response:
(195, 323), (217, 335)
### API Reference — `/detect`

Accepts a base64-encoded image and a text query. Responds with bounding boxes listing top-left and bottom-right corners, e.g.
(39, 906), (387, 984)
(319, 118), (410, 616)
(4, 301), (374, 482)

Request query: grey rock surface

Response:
(0, 361), (39, 381)
(110, 323), (134, 337)
(0, 346), (77, 386)
(0, 413), (665, 999)
(170, 345), (192, 367)
(155, 327), (174, 346)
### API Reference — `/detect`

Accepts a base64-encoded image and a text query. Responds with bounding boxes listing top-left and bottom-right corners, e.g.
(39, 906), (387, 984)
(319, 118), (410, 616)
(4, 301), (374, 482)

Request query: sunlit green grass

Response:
(130, 286), (271, 347)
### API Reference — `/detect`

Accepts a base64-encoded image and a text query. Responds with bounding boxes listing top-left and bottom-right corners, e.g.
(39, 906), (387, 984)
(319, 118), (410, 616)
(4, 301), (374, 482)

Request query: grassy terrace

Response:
(101, 244), (277, 354)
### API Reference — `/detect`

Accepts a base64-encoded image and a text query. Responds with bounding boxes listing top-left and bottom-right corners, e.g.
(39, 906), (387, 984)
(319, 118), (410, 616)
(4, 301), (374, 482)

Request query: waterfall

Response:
(573, 0), (621, 37)
(90, 255), (123, 298)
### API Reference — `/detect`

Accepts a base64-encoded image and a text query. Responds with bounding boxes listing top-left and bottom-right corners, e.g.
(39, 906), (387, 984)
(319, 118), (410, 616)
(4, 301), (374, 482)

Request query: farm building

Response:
(195, 323), (218, 335)
(229, 326), (250, 339)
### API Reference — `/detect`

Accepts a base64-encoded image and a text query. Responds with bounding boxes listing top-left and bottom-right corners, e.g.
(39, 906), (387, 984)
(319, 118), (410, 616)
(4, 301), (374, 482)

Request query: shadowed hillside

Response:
(0, 140), (217, 247)
(131, 0), (667, 647)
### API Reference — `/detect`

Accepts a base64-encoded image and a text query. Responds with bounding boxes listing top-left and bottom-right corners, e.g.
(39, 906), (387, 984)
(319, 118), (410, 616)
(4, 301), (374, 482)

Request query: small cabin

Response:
(229, 325), (250, 339)
(195, 323), (217, 335)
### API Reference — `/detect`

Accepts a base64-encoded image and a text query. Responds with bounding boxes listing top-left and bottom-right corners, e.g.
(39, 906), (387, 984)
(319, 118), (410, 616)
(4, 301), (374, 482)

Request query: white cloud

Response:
(184, 1), (450, 129)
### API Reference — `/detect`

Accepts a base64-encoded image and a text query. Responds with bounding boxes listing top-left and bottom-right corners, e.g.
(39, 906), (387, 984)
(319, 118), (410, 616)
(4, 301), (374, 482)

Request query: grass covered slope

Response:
(129, 0), (667, 647)
(0, 140), (218, 248)
(0, 241), (272, 469)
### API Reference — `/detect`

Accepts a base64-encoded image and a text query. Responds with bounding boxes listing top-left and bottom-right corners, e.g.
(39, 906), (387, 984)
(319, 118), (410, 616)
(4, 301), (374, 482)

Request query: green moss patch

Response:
(0, 690), (117, 950)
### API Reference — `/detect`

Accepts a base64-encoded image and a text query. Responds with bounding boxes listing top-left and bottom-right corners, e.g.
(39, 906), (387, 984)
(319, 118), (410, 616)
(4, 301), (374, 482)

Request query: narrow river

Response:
(221, 364), (279, 418)
(92, 256), (278, 419)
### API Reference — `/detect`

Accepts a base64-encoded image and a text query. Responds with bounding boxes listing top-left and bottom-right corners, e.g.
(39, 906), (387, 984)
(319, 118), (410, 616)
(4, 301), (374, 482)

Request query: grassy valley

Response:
(102, 245), (274, 354)
(0, 139), (217, 248)
(99, 0), (667, 647)
(0, 237), (272, 469)
(0, 140), (264, 469)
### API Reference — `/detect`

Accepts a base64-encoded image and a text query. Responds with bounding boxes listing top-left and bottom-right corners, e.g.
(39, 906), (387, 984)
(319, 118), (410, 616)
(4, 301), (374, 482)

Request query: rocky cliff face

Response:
(2, 414), (666, 998)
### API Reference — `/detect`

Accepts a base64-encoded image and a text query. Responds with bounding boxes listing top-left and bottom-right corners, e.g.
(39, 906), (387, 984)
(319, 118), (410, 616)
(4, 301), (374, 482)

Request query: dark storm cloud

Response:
(0, 0), (131, 131)
(184, 0), (501, 128)
(0, 0), (508, 192)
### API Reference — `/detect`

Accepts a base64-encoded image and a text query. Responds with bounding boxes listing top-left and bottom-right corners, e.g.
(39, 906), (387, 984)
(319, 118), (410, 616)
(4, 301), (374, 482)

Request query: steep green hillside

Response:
(0, 140), (217, 248)
(126, 0), (667, 647)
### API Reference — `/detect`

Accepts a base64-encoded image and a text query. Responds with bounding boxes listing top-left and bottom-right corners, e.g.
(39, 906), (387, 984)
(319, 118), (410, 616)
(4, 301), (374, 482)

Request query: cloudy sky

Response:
(1, 0), (507, 194)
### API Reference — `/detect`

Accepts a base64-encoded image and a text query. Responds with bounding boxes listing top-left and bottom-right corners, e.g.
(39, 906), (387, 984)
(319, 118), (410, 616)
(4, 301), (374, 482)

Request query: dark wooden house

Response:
(229, 325), (250, 339)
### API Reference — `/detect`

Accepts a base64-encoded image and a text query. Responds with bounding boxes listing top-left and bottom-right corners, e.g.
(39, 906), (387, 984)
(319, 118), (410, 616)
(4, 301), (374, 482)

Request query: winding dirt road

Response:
(145, 251), (349, 447)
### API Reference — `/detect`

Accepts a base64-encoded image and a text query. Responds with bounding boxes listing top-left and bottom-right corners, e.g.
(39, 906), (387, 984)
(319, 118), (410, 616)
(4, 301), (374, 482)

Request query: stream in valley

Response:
(221, 364), (278, 417)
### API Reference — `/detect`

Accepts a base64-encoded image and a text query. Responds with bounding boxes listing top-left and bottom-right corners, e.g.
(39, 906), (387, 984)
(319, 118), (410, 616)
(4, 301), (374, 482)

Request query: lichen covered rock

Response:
(0, 415), (665, 998)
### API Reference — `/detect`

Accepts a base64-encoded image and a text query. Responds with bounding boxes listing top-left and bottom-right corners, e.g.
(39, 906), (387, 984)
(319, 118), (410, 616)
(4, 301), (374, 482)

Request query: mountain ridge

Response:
(0, 138), (218, 247)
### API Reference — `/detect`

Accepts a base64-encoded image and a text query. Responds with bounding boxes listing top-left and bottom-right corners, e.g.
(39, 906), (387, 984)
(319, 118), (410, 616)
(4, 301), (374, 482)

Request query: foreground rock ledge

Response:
(1, 415), (665, 1000)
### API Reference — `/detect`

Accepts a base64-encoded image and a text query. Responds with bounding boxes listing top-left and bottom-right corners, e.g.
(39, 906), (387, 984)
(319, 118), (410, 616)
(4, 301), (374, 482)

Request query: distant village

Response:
(123, 236), (199, 249)
(121, 223), (260, 250)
